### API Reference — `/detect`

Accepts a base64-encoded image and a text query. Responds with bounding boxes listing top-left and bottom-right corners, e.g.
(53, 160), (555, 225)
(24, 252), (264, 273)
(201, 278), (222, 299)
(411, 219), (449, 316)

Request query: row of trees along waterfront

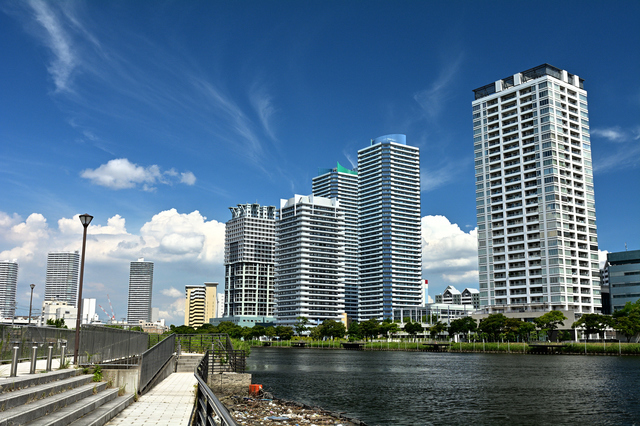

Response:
(163, 299), (640, 346)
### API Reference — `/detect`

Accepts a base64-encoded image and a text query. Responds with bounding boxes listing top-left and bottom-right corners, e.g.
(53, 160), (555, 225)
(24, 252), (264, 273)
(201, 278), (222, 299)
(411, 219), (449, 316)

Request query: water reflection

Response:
(247, 348), (640, 425)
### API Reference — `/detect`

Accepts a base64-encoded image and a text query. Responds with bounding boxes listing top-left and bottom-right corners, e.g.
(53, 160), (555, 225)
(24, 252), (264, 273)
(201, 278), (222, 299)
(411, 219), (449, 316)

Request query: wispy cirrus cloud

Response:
(592, 125), (640, 172)
(413, 53), (464, 121)
(80, 158), (196, 191)
(421, 158), (470, 192)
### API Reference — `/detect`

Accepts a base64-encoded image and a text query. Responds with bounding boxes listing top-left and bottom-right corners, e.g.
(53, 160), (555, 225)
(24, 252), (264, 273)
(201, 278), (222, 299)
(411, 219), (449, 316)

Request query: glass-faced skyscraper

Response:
(44, 251), (79, 305)
(224, 203), (276, 323)
(472, 64), (600, 314)
(127, 258), (154, 323)
(358, 134), (422, 320)
(0, 260), (18, 319)
(312, 163), (358, 321)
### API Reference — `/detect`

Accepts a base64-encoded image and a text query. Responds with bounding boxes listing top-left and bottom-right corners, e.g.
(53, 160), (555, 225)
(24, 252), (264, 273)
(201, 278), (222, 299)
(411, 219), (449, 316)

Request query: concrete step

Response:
(0, 374), (92, 412)
(0, 369), (80, 394)
(67, 393), (135, 426)
(0, 381), (107, 425)
(28, 387), (120, 426)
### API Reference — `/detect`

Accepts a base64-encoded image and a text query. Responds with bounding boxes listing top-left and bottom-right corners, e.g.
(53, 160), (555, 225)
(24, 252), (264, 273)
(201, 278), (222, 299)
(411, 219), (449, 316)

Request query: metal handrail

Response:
(193, 351), (238, 426)
(139, 333), (176, 393)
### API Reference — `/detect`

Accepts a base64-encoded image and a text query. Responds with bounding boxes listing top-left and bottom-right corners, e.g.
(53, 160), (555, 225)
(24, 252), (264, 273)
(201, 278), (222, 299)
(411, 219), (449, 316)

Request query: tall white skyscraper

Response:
(472, 64), (600, 314)
(0, 260), (18, 319)
(275, 195), (345, 327)
(357, 134), (422, 320)
(44, 251), (79, 305)
(127, 258), (154, 323)
(312, 163), (359, 321)
(224, 203), (276, 322)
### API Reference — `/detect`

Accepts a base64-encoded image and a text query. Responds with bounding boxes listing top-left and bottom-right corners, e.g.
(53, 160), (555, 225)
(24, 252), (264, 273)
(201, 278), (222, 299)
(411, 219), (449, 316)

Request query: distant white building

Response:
(0, 260), (18, 319)
(216, 293), (225, 318)
(435, 285), (480, 309)
(127, 258), (154, 323)
(44, 251), (79, 306)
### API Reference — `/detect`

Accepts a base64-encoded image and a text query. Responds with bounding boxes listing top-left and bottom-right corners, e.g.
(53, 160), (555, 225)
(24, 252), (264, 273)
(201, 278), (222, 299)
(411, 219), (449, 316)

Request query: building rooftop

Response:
(472, 63), (585, 100)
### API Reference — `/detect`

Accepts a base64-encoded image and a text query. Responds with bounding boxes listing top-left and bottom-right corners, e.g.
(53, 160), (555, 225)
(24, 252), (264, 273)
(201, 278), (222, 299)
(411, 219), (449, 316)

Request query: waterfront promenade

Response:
(106, 372), (197, 425)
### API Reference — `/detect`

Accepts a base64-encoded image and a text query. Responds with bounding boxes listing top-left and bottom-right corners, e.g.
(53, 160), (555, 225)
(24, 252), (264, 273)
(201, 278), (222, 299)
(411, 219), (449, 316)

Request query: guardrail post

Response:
(60, 343), (67, 369)
(30, 343), (38, 374)
(10, 343), (20, 377)
(46, 343), (54, 372)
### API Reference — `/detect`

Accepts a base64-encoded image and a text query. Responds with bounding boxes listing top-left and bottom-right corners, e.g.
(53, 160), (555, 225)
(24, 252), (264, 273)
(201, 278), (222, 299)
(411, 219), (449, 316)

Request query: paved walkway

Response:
(106, 373), (198, 425)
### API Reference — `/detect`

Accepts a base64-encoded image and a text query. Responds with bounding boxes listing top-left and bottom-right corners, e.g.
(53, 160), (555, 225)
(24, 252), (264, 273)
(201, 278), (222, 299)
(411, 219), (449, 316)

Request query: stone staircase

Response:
(175, 354), (203, 373)
(0, 368), (134, 425)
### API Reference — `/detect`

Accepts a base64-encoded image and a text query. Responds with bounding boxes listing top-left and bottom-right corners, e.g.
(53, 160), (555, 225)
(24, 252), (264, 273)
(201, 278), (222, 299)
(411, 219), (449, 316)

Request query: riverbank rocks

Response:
(219, 394), (366, 425)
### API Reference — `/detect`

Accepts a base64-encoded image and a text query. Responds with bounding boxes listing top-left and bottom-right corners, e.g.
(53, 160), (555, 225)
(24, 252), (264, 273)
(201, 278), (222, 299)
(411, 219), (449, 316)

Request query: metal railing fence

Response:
(174, 334), (245, 373)
(193, 350), (237, 426)
(1, 325), (75, 362)
(78, 325), (148, 364)
(1, 325), (148, 365)
(139, 334), (176, 393)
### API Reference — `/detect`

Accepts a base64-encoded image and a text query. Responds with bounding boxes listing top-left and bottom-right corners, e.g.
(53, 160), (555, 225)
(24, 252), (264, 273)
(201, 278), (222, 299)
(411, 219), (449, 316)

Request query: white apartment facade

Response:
(275, 195), (345, 327)
(472, 64), (600, 314)
(44, 251), (79, 306)
(0, 260), (18, 319)
(127, 258), (154, 323)
(312, 162), (359, 321)
(358, 134), (422, 320)
(224, 203), (276, 322)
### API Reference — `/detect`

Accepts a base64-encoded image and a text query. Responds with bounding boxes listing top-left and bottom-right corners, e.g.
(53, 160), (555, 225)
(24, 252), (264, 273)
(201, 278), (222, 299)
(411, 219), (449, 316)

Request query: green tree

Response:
(517, 322), (536, 342)
(429, 321), (447, 340)
(448, 317), (477, 341)
(216, 321), (243, 339)
(294, 316), (309, 336)
(171, 325), (197, 334)
(379, 319), (400, 339)
(319, 320), (346, 339)
(612, 300), (640, 342)
(503, 318), (523, 341)
(572, 313), (611, 341)
(46, 318), (67, 328)
(404, 321), (423, 340)
(347, 322), (362, 341)
(243, 324), (266, 340)
(478, 314), (507, 341)
(534, 311), (567, 342)
(275, 325), (294, 340)
(360, 319), (380, 341)
(197, 323), (217, 333)
(265, 326), (276, 339)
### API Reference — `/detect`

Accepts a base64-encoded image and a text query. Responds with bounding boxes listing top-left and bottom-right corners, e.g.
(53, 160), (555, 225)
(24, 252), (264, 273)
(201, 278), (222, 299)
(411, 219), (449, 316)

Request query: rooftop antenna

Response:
(625, 242), (628, 251)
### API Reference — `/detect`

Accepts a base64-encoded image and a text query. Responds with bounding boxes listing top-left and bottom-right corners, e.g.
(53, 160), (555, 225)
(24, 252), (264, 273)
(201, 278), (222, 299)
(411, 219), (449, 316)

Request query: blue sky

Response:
(1, 0), (639, 325)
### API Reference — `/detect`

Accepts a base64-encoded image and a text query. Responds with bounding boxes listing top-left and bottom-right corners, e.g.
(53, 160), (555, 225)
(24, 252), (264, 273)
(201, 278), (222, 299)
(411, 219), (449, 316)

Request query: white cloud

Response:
(421, 215), (478, 292)
(413, 53), (464, 121)
(161, 287), (183, 298)
(599, 249), (609, 269)
(591, 127), (626, 142)
(27, 0), (76, 93)
(421, 158), (470, 192)
(180, 172), (196, 185)
(80, 158), (196, 191)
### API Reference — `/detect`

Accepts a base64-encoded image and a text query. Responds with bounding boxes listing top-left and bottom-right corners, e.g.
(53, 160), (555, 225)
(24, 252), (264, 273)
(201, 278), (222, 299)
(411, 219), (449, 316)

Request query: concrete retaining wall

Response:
(208, 372), (252, 396)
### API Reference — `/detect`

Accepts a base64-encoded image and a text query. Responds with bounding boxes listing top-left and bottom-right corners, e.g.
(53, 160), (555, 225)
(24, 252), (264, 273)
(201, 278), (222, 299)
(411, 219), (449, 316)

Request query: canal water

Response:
(247, 347), (640, 425)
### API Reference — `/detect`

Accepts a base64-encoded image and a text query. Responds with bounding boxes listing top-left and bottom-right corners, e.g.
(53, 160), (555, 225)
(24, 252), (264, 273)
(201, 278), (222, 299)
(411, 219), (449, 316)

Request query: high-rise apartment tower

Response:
(0, 260), (18, 319)
(127, 258), (154, 323)
(275, 195), (346, 327)
(44, 251), (79, 305)
(357, 134), (422, 320)
(312, 163), (359, 320)
(224, 203), (276, 323)
(472, 64), (600, 314)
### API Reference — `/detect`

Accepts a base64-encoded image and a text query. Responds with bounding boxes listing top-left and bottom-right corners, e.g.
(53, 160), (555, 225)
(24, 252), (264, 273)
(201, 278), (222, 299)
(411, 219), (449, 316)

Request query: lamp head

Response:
(79, 213), (93, 227)
(30, 283), (35, 290)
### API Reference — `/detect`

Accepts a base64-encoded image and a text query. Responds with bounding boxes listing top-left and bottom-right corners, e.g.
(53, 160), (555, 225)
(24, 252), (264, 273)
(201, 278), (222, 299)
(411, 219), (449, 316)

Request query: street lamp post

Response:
(28, 284), (35, 325)
(74, 213), (93, 365)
